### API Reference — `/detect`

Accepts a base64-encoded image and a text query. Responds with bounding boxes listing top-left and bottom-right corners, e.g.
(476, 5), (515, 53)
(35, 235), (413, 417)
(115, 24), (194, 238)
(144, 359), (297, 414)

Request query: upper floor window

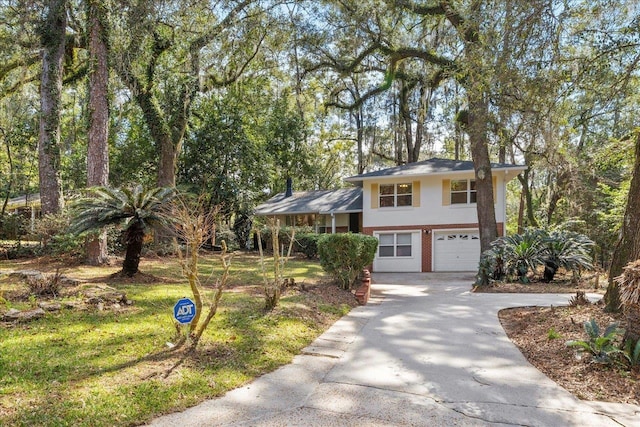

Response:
(451, 179), (476, 204)
(379, 183), (412, 207)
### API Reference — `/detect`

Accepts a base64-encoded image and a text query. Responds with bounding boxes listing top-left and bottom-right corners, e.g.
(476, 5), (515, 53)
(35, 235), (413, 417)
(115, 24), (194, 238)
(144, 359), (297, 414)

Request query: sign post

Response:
(173, 298), (197, 325)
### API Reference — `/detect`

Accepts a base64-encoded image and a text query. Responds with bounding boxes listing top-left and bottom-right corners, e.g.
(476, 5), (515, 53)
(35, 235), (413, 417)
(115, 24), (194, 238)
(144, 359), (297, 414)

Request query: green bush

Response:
(318, 233), (378, 290)
(33, 213), (70, 250)
(296, 233), (320, 259)
(216, 225), (238, 250)
(233, 210), (252, 250)
(256, 225), (312, 253)
(33, 213), (85, 258)
(47, 232), (85, 257)
(0, 213), (29, 240)
(1, 242), (38, 259)
(106, 226), (126, 254)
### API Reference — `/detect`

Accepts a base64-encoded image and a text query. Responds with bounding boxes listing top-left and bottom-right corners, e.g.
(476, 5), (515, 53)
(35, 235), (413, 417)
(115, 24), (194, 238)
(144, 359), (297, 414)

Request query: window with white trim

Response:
(378, 233), (412, 257)
(379, 183), (412, 207)
(451, 179), (477, 204)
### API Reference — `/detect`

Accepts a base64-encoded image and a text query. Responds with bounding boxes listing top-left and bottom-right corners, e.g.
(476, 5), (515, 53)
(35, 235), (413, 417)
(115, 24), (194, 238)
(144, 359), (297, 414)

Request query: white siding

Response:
(362, 174), (507, 228)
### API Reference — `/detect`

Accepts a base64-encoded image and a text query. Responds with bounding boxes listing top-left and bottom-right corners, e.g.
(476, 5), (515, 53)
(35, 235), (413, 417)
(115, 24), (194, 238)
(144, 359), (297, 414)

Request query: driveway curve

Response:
(149, 273), (640, 426)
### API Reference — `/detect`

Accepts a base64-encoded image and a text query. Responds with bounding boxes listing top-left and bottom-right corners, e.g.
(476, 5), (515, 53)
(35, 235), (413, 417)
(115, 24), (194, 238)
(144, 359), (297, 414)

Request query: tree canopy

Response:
(0, 0), (638, 286)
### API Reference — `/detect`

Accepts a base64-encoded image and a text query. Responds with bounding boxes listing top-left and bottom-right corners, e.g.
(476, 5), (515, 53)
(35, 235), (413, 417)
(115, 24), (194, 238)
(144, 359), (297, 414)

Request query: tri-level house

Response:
(255, 158), (526, 272)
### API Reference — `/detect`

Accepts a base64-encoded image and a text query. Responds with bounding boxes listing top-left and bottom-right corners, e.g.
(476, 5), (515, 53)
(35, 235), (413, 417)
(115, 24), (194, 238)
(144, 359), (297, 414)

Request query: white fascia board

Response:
(344, 166), (528, 184)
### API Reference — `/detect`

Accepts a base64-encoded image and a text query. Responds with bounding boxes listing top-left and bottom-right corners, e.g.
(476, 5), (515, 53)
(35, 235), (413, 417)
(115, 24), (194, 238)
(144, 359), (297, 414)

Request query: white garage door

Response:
(373, 231), (422, 272)
(434, 231), (481, 271)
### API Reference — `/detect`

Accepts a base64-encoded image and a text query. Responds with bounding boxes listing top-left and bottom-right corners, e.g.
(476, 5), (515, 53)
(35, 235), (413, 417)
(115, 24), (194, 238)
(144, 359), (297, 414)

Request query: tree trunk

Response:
(122, 222), (144, 276)
(412, 83), (429, 163)
(517, 189), (524, 234)
(517, 170), (538, 228)
(468, 94), (498, 254)
(392, 87), (403, 165)
(624, 304), (640, 343)
(114, 61), (187, 189)
(38, 0), (67, 215)
(606, 131), (640, 312)
(2, 131), (14, 216)
(86, 0), (109, 265)
(354, 108), (365, 174)
(157, 133), (178, 187)
(400, 80), (414, 163)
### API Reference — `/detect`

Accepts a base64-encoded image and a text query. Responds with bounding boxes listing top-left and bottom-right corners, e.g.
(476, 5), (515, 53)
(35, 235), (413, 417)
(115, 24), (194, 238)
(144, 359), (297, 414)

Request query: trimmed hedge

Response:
(296, 233), (320, 259)
(255, 225), (313, 252)
(318, 233), (378, 290)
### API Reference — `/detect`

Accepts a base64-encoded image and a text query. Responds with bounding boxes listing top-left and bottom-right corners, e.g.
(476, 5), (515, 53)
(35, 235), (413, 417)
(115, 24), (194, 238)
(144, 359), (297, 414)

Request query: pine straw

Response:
(500, 304), (640, 405)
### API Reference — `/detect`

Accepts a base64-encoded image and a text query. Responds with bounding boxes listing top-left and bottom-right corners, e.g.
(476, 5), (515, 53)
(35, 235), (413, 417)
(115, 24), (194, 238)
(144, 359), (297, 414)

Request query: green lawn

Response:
(0, 253), (352, 426)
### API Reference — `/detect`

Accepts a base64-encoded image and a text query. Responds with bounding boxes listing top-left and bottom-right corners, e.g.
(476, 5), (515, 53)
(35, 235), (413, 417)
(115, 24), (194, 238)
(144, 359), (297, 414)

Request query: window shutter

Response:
(371, 183), (379, 209)
(412, 181), (420, 207)
(442, 179), (450, 206)
(492, 176), (497, 204)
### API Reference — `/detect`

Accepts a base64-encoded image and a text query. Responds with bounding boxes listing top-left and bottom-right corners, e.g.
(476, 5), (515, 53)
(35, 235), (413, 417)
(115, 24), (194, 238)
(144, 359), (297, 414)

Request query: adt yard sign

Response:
(173, 298), (196, 324)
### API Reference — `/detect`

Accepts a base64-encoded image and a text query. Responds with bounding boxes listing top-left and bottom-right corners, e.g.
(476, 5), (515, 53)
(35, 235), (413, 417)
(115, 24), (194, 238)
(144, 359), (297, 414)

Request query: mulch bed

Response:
(497, 285), (640, 405)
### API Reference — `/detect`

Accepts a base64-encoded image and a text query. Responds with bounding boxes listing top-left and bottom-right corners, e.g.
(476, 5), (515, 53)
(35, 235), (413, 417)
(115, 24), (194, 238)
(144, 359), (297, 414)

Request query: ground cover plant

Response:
(0, 253), (357, 426)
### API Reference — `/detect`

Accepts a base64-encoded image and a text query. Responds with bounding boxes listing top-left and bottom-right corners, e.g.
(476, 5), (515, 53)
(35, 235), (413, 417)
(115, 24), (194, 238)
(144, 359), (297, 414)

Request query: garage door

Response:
(373, 231), (422, 272)
(433, 231), (481, 271)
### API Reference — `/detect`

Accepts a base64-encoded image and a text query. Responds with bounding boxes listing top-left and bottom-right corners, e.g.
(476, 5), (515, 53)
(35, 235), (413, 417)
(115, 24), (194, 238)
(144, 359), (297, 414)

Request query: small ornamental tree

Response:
(69, 186), (176, 277)
(318, 233), (378, 290)
(171, 195), (232, 350)
(256, 219), (295, 311)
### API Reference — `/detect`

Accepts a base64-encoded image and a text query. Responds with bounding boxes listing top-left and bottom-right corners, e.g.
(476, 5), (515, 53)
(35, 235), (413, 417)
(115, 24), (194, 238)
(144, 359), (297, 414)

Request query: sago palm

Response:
(69, 186), (176, 277)
(502, 231), (544, 283)
(541, 230), (594, 282)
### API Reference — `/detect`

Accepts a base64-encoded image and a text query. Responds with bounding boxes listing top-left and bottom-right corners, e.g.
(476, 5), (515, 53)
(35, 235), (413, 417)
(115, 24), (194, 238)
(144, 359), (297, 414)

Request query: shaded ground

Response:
(474, 272), (605, 294)
(5, 256), (635, 409)
(0, 253), (362, 426)
(491, 273), (640, 406)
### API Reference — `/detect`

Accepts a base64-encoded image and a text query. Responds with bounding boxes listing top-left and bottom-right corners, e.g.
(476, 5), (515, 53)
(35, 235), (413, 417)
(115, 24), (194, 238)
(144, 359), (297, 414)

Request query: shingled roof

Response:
(254, 187), (362, 215)
(344, 157), (526, 184)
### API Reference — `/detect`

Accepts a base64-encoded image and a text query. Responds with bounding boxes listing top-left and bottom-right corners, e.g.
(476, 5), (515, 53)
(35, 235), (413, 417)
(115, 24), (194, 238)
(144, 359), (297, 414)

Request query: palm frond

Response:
(69, 185), (177, 235)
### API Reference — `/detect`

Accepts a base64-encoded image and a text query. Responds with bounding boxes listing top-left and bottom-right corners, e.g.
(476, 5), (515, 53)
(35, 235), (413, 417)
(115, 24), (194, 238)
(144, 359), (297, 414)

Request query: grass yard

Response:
(0, 253), (356, 426)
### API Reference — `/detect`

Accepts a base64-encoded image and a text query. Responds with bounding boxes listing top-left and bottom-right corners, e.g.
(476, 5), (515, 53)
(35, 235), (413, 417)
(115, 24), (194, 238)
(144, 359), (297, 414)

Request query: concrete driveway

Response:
(149, 273), (640, 426)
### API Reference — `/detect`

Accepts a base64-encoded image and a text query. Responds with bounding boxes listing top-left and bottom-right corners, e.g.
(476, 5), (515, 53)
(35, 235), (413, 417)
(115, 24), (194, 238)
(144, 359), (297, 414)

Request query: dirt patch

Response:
(103, 270), (175, 284)
(499, 303), (640, 405)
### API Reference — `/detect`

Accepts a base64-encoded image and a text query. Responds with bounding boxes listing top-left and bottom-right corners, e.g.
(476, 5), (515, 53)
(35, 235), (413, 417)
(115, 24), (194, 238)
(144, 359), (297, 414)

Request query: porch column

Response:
(331, 212), (336, 234)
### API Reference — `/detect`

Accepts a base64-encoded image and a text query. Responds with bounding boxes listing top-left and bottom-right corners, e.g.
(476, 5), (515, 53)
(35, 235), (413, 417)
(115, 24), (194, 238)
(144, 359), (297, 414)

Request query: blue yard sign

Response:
(173, 298), (197, 324)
